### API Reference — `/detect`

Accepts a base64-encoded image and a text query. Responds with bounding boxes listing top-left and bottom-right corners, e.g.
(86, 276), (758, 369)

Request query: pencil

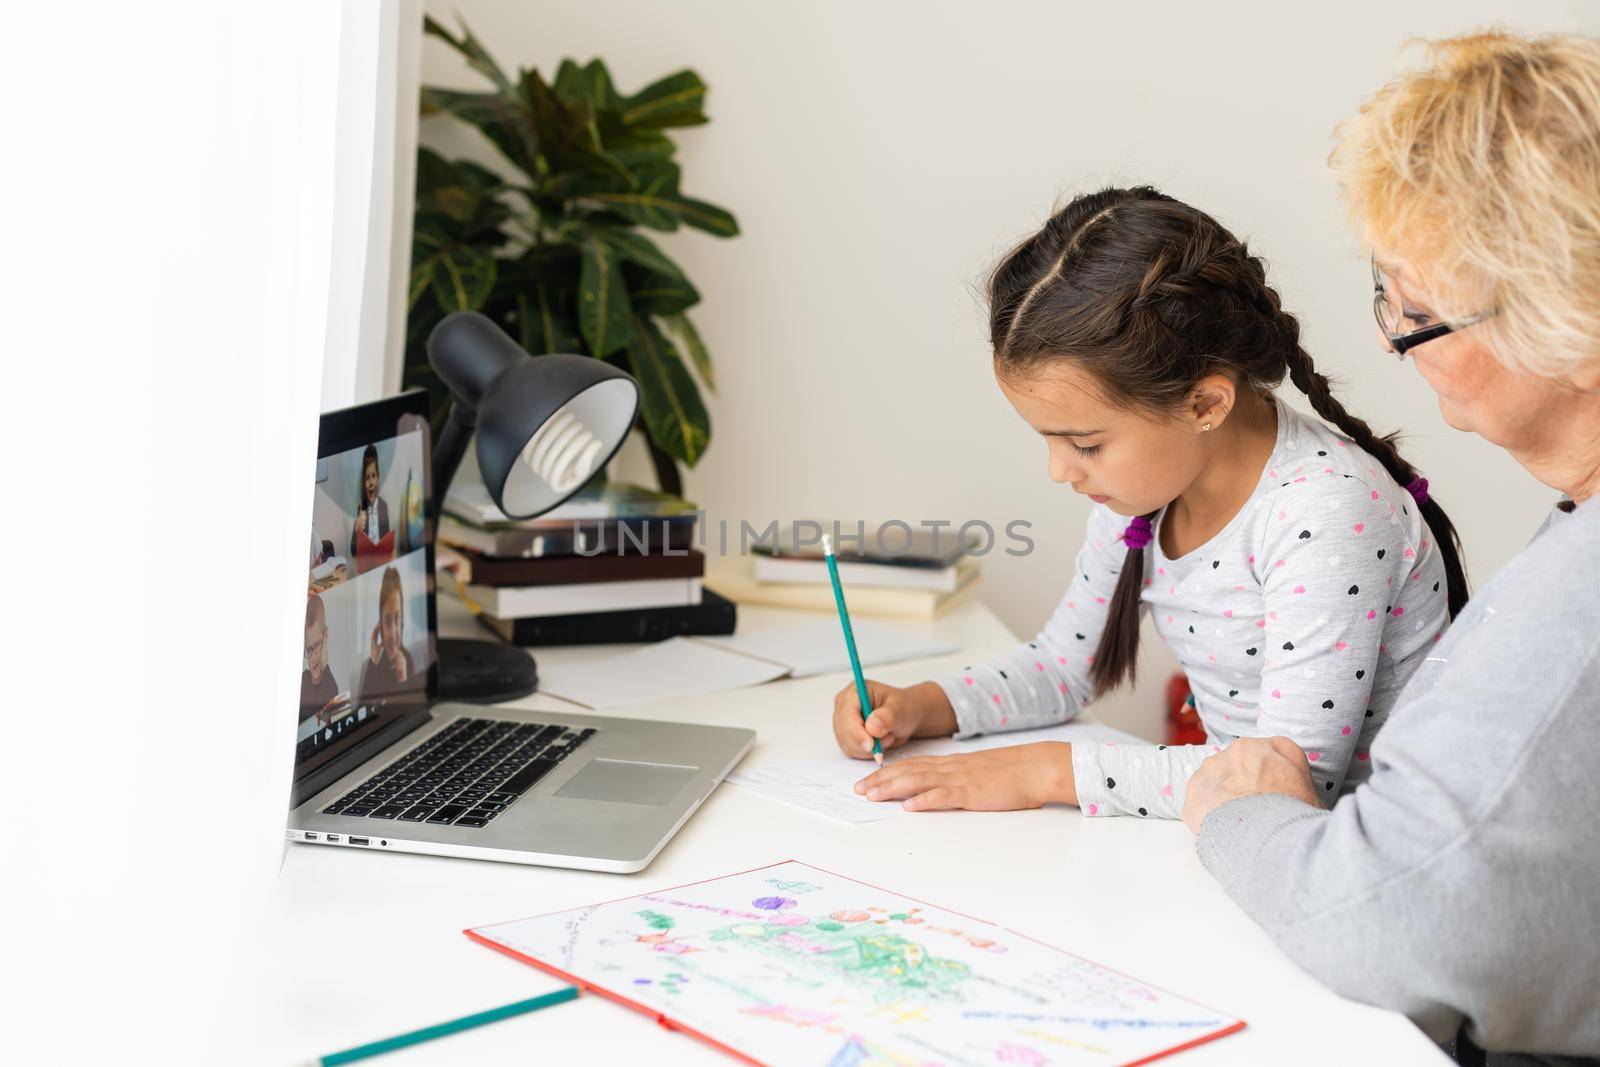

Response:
(310, 987), (579, 1065)
(822, 534), (882, 764)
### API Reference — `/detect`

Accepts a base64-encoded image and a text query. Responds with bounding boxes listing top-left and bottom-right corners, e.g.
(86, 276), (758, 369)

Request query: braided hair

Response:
(989, 186), (1469, 694)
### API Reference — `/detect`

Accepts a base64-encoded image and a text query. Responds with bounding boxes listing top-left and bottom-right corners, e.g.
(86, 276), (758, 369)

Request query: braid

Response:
(1243, 259), (1472, 617)
(1132, 237), (1245, 311)
(1089, 511), (1159, 693)
(1281, 343), (1470, 616)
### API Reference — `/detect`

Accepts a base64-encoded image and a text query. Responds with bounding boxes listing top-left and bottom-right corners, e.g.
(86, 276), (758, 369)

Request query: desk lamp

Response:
(428, 311), (640, 702)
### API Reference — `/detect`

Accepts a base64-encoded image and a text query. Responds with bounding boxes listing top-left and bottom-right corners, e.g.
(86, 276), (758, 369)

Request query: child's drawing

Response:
(470, 861), (1242, 1065)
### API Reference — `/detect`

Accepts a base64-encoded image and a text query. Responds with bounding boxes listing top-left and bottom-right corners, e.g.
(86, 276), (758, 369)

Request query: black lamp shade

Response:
(427, 312), (639, 520)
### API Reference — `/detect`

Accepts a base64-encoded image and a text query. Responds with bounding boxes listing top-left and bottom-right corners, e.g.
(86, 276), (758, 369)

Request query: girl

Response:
(833, 186), (1468, 819)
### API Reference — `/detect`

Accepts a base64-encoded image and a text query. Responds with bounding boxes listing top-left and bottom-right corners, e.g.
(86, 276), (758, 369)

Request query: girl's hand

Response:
(831, 680), (957, 759)
(369, 623), (383, 665)
(853, 742), (1077, 811)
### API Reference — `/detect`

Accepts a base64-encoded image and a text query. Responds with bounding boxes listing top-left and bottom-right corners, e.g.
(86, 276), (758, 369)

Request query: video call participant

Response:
(350, 443), (390, 557)
(299, 594), (339, 723)
(358, 565), (415, 703)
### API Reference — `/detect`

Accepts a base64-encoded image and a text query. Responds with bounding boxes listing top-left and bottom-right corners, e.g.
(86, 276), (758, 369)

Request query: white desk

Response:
(268, 596), (1447, 1066)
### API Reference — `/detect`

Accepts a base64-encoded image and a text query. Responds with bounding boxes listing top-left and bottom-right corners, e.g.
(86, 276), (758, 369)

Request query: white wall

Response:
(418, 0), (1594, 740)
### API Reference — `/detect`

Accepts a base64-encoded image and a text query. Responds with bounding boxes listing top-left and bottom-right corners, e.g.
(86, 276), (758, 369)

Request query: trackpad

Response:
(555, 759), (698, 805)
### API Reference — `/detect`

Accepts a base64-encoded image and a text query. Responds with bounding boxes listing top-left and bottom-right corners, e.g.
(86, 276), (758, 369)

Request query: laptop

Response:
(286, 391), (754, 873)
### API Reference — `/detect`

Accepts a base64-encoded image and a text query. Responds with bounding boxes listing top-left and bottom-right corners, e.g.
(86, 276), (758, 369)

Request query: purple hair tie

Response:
(1123, 515), (1154, 551)
(1406, 476), (1430, 505)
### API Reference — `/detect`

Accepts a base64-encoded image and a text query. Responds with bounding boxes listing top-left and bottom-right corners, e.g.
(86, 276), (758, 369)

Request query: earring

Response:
(1201, 423), (1212, 432)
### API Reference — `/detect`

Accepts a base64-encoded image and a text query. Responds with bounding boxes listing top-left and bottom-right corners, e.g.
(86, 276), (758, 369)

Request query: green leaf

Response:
(553, 58), (622, 111)
(619, 70), (709, 129)
(423, 16), (514, 95)
(565, 159), (738, 236)
(419, 87), (541, 180)
(577, 229), (633, 356)
(666, 194), (739, 237)
(624, 266), (699, 316)
(408, 259), (436, 312)
(627, 315), (710, 465)
(520, 67), (631, 185)
(574, 225), (699, 312)
(413, 226), (498, 312)
(593, 228), (688, 285)
(413, 148), (509, 236)
(597, 125), (677, 163)
(518, 287), (582, 355)
(660, 312), (714, 392)
(432, 248), (497, 312)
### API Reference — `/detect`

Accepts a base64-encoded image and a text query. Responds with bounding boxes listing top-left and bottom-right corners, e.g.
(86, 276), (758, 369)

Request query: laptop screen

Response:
(297, 391), (437, 782)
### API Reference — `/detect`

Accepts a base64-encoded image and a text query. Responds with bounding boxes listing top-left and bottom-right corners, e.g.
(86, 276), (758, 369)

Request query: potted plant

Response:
(408, 16), (739, 496)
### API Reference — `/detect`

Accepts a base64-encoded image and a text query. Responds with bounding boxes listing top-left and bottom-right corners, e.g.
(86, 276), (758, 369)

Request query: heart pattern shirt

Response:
(934, 398), (1453, 819)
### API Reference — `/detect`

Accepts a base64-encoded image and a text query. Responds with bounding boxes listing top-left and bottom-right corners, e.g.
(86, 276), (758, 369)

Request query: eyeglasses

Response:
(1372, 256), (1495, 358)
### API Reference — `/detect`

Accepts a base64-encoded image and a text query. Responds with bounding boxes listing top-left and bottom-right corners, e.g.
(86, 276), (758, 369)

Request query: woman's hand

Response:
(1182, 736), (1321, 834)
(832, 680), (957, 759)
(369, 623), (383, 665)
(853, 742), (1076, 811)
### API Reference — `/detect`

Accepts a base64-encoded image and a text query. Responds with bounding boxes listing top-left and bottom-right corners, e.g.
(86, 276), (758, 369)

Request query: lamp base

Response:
(436, 637), (539, 704)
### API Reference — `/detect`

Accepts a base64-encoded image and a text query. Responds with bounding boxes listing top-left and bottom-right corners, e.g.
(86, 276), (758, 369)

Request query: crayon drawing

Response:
(470, 861), (1243, 1066)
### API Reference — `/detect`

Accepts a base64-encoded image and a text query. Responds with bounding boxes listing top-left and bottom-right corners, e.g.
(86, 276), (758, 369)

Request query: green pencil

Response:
(822, 534), (881, 764)
(311, 987), (579, 1065)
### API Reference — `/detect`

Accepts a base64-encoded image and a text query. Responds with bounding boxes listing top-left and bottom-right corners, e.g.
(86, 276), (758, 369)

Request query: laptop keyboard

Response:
(321, 717), (594, 829)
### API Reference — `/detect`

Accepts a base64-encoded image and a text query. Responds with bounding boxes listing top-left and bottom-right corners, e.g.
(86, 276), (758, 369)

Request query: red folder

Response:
(354, 529), (395, 574)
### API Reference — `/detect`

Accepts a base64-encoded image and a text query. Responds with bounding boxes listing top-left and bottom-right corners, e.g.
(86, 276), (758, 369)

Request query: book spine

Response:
(465, 518), (699, 559)
(468, 549), (706, 587)
(468, 578), (701, 618)
(485, 592), (737, 646)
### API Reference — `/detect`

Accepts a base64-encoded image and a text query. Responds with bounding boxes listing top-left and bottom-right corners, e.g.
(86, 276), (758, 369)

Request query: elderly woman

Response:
(1183, 32), (1600, 1067)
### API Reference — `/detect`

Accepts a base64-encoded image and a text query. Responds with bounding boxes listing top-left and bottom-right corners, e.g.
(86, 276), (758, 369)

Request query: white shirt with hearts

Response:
(935, 397), (1453, 820)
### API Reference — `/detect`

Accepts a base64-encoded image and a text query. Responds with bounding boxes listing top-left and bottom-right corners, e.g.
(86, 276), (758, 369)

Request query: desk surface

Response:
(270, 595), (1446, 1066)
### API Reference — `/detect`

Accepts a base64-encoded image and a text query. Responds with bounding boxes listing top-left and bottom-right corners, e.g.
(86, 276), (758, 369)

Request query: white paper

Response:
(535, 637), (789, 710)
(698, 618), (958, 678)
(727, 720), (1137, 822)
(470, 860), (1242, 1066)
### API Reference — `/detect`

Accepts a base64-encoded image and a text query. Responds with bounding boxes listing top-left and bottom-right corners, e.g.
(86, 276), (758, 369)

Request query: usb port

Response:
(349, 837), (370, 846)
(326, 834), (341, 843)
(303, 832), (319, 841)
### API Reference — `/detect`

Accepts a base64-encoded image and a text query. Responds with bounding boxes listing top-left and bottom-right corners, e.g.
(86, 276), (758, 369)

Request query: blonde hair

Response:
(1331, 31), (1600, 379)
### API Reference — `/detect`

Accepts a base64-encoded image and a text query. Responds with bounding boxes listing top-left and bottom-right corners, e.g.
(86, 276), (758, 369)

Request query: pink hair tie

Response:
(1123, 515), (1154, 551)
(1406, 476), (1430, 505)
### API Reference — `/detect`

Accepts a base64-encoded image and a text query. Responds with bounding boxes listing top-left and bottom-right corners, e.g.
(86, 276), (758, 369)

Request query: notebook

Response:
(705, 555), (979, 620)
(531, 621), (957, 710)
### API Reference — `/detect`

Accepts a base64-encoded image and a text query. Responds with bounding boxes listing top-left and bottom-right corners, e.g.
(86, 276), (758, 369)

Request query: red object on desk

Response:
(1167, 672), (1206, 746)
(354, 528), (395, 575)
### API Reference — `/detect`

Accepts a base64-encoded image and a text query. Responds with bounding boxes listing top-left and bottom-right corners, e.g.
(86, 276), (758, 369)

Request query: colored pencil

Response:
(311, 987), (579, 1065)
(822, 534), (881, 764)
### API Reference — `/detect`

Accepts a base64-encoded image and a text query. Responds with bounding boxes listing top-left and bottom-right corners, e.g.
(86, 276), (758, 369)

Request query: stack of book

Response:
(440, 480), (736, 645)
(704, 522), (981, 620)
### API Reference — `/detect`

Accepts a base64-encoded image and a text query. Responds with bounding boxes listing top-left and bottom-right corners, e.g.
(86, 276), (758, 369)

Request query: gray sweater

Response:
(1197, 496), (1600, 1060)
